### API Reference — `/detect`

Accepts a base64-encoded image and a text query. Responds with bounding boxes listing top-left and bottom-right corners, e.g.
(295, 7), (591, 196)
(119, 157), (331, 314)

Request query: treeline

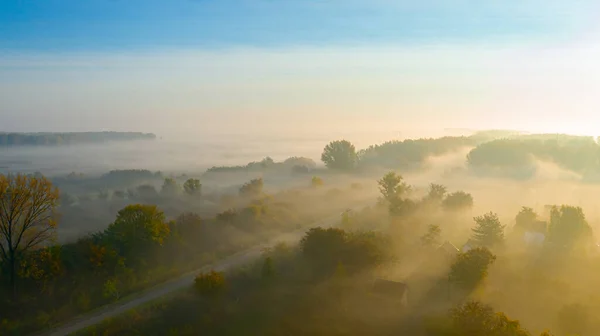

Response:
(0, 132), (156, 147)
(206, 156), (317, 174)
(0, 173), (360, 335)
(76, 171), (597, 336)
(319, 132), (600, 179)
(467, 135), (600, 177)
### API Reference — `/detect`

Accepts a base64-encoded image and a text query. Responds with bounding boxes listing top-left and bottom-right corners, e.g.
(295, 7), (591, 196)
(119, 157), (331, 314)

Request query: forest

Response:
(2, 131), (600, 335)
(0, 132), (156, 147)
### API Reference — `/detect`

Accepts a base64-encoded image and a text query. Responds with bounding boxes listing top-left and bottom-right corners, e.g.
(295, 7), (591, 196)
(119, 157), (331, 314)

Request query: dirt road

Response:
(37, 210), (346, 336)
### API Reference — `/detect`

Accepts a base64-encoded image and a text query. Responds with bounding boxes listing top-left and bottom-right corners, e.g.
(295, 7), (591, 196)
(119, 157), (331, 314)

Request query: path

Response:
(38, 209), (348, 336)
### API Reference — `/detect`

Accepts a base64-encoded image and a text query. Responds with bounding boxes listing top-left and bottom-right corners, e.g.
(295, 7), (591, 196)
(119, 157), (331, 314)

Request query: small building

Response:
(372, 278), (409, 307)
(437, 241), (459, 259)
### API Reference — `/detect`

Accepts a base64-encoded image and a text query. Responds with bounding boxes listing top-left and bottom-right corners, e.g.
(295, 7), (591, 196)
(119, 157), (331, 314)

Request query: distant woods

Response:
(319, 131), (600, 180)
(0, 132), (156, 147)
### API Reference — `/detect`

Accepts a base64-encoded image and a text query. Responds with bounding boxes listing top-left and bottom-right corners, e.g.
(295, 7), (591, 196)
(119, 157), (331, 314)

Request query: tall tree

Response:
(448, 247), (496, 291)
(442, 191), (474, 211)
(377, 172), (411, 216)
(548, 205), (592, 250)
(183, 178), (202, 196)
(104, 204), (171, 262)
(471, 212), (505, 248)
(515, 207), (538, 232)
(321, 140), (357, 170)
(425, 183), (447, 203)
(0, 173), (60, 296)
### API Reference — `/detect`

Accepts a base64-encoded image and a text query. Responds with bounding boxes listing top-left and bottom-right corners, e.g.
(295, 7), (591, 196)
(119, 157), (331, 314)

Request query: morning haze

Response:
(2, 1), (600, 336)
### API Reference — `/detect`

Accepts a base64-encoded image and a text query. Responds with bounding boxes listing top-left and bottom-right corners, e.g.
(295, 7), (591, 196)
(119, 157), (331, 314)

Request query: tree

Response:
(425, 183), (447, 203)
(104, 204), (171, 261)
(377, 172), (411, 216)
(442, 191), (474, 211)
(548, 205), (592, 250)
(102, 278), (120, 302)
(449, 247), (496, 291)
(421, 224), (441, 247)
(321, 140), (357, 170)
(239, 178), (264, 197)
(194, 270), (226, 300)
(515, 207), (538, 232)
(0, 173), (60, 296)
(300, 227), (347, 275)
(471, 212), (505, 248)
(183, 178), (201, 196)
(449, 301), (531, 336)
(161, 178), (180, 196)
(378, 172), (409, 202)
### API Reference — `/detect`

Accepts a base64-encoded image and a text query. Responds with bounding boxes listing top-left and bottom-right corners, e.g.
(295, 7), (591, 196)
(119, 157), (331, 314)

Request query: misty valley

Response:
(2, 130), (600, 336)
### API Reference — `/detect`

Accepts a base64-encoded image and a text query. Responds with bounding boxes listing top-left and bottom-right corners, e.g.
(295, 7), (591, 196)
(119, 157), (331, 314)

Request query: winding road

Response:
(37, 209), (348, 336)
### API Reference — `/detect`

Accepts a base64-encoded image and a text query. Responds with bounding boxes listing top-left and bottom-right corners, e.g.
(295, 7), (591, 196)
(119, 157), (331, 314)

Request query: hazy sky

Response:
(1, 0), (600, 138)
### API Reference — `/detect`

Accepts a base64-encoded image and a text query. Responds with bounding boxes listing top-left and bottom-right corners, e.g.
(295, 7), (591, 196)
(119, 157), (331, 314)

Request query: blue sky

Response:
(1, 0), (593, 51)
(1, 1), (600, 138)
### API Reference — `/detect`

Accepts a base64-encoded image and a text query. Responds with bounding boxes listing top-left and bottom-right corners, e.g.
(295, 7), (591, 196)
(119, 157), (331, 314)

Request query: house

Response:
(436, 241), (459, 259)
(372, 278), (409, 307)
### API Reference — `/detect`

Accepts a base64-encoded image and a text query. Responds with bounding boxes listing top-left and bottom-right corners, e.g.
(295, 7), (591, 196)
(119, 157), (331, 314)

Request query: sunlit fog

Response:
(2, 1), (600, 336)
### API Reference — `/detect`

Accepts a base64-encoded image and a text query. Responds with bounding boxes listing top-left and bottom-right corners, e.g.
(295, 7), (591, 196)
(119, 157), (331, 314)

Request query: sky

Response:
(1, 0), (600, 139)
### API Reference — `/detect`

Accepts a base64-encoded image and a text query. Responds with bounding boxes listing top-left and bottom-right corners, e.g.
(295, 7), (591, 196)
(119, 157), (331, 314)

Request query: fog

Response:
(0, 129), (445, 176)
(5, 130), (600, 335)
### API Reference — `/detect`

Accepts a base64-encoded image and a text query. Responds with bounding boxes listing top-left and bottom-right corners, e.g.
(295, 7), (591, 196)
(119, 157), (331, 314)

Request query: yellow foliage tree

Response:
(0, 173), (60, 296)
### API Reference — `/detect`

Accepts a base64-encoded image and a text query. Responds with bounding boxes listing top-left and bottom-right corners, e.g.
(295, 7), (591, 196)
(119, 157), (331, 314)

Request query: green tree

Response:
(471, 212), (505, 248)
(378, 172), (409, 202)
(300, 227), (347, 275)
(377, 171), (412, 216)
(102, 278), (120, 302)
(104, 204), (171, 260)
(421, 224), (441, 247)
(194, 270), (226, 300)
(239, 178), (264, 197)
(0, 173), (60, 297)
(425, 183), (447, 203)
(548, 205), (592, 250)
(449, 247), (496, 291)
(183, 178), (201, 196)
(321, 140), (357, 170)
(450, 301), (531, 336)
(442, 191), (474, 211)
(515, 207), (538, 232)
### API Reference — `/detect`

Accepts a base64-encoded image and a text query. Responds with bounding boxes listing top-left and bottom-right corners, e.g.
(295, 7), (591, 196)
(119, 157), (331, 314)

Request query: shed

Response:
(372, 279), (408, 307)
